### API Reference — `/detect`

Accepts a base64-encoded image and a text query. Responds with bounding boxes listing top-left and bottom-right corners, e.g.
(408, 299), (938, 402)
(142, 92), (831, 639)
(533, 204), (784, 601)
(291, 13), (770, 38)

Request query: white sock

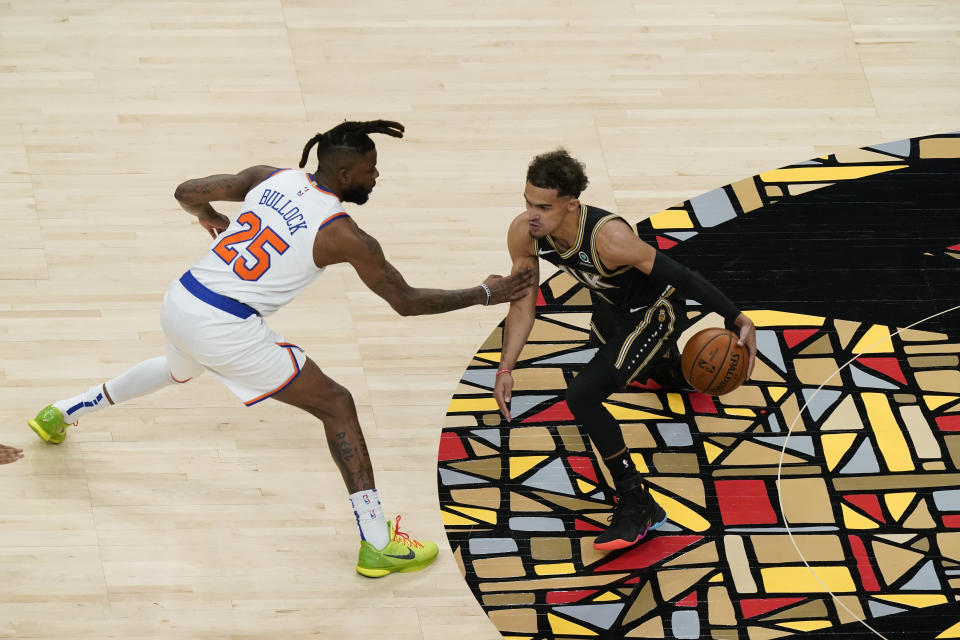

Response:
(54, 356), (176, 421)
(348, 488), (389, 549)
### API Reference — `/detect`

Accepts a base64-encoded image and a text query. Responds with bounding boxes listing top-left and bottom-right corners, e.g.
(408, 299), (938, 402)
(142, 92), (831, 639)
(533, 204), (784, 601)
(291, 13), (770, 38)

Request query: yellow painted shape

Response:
(778, 621), (833, 632)
(648, 488), (711, 532)
(475, 351), (501, 361)
(504, 637), (532, 640)
(841, 504), (880, 529)
(602, 403), (668, 421)
(875, 594), (948, 608)
(630, 453), (650, 474)
(441, 510), (476, 526)
(852, 324), (894, 354)
(510, 455), (547, 479)
(709, 573), (723, 583)
(667, 392), (685, 414)
(649, 208), (694, 229)
(577, 478), (596, 493)
(925, 395), (959, 411)
(760, 566), (856, 593)
(936, 620), (960, 639)
(548, 613), (598, 636)
(760, 165), (907, 183)
(863, 393), (915, 472)
(448, 397), (500, 413)
(885, 492), (916, 521)
(449, 505), (498, 524)
(768, 386), (787, 402)
(535, 562), (576, 576)
(725, 408), (755, 417)
(704, 442), (723, 463)
(593, 592), (620, 602)
(822, 433), (857, 471)
(744, 310), (825, 327)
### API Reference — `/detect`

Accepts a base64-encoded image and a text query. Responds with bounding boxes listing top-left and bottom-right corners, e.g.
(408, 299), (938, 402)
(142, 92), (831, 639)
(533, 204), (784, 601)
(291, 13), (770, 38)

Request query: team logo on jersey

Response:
(658, 308), (666, 322)
(578, 251), (592, 267)
(558, 265), (616, 290)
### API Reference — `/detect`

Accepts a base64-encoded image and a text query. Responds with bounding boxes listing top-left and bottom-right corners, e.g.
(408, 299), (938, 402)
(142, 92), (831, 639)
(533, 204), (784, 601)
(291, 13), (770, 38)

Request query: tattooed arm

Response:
(174, 165), (278, 238)
(316, 218), (536, 316)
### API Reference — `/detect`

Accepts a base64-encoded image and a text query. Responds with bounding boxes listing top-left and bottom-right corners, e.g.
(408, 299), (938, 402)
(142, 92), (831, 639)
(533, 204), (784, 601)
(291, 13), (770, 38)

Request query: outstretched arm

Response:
(596, 219), (756, 378)
(319, 218), (536, 316)
(174, 165), (278, 238)
(494, 215), (541, 420)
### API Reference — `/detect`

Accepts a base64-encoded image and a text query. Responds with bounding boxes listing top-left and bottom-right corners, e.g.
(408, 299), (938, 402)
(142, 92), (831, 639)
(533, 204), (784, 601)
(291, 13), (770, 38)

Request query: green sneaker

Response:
(356, 515), (439, 578)
(27, 405), (73, 444)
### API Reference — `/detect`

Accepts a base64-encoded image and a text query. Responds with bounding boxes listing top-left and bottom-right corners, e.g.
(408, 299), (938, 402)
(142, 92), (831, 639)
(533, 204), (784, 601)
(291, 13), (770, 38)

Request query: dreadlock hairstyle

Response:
(298, 120), (405, 169)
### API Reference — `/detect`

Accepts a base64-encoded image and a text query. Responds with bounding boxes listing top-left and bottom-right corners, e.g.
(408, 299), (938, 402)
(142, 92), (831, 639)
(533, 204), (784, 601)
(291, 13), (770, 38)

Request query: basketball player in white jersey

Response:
(27, 120), (535, 577)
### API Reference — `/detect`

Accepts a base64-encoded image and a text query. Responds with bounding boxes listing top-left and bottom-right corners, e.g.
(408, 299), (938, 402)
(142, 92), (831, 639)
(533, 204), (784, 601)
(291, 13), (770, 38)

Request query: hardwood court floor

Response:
(0, 1), (958, 639)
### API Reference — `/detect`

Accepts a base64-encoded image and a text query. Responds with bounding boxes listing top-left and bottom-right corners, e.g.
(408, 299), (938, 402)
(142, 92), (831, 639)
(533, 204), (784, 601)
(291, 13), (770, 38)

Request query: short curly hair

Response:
(526, 148), (589, 198)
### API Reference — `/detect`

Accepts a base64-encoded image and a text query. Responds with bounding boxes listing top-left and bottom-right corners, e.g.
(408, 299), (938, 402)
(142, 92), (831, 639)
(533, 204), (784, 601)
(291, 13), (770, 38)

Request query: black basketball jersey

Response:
(535, 205), (663, 311)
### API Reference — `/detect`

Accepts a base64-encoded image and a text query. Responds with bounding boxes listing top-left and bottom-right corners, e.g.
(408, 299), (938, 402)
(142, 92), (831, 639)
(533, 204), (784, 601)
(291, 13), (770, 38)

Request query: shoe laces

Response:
(606, 490), (647, 526)
(392, 515), (424, 549)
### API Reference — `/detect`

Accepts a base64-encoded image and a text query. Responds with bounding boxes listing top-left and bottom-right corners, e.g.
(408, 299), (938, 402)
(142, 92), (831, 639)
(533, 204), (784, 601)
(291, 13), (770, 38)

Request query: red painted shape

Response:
(568, 456), (598, 483)
(947, 243), (960, 251)
(656, 236), (679, 250)
(522, 400), (575, 424)
(856, 357), (907, 385)
(935, 415), (960, 431)
(848, 535), (881, 592)
(943, 515), (960, 528)
(739, 597), (806, 619)
(625, 577), (640, 584)
(676, 591), (698, 607)
(438, 431), (468, 461)
(546, 589), (597, 605)
(714, 479), (779, 526)
(783, 328), (818, 348)
(575, 518), (604, 532)
(688, 392), (717, 414)
(844, 494), (885, 523)
(630, 378), (663, 390)
(536, 288), (546, 306)
(594, 535), (704, 571)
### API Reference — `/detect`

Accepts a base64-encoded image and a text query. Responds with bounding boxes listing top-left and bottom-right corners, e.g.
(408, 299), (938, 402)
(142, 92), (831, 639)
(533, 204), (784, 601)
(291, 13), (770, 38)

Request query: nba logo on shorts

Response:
(658, 308), (666, 322)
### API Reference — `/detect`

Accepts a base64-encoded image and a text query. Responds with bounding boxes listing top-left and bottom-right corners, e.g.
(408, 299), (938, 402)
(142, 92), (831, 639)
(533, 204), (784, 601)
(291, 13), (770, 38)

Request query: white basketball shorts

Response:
(160, 272), (307, 406)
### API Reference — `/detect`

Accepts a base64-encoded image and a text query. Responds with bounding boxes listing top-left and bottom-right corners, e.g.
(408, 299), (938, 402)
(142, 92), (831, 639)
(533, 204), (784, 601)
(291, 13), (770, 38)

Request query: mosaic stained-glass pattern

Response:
(437, 134), (960, 639)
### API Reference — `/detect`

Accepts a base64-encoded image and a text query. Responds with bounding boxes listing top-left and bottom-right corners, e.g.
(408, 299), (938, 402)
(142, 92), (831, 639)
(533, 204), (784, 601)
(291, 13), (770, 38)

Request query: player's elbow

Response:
(173, 181), (199, 205)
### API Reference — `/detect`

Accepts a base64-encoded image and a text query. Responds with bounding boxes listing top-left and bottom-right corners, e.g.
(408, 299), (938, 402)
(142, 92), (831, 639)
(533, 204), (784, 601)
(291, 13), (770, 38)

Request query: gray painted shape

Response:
(538, 348), (599, 365)
(901, 560), (941, 591)
(523, 458), (575, 495)
(657, 522), (683, 533)
(468, 538), (518, 555)
(767, 414), (781, 433)
(867, 139), (910, 158)
(690, 187), (737, 227)
(665, 231), (699, 241)
(509, 394), (559, 419)
(933, 489), (960, 511)
(756, 435), (815, 457)
(508, 517), (564, 532)
(802, 388), (842, 421)
(439, 468), (488, 486)
(460, 369), (496, 389)
(850, 365), (899, 390)
(658, 422), (693, 447)
(839, 439), (880, 474)
(672, 610), (701, 639)
(471, 429), (501, 448)
(756, 330), (786, 372)
(553, 603), (625, 630)
(868, 601), (907, 618)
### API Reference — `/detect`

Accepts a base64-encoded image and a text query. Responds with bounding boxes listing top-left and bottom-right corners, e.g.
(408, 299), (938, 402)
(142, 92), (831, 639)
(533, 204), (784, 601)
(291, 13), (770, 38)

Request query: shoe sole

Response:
(355, 557), (437, 578)
(28, 419), (64, 444)
(593, 510), (669, 551)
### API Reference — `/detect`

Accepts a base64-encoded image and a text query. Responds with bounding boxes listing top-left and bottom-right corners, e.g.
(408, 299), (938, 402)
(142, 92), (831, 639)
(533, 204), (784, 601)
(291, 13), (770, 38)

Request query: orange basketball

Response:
(681, 328), (748, 396)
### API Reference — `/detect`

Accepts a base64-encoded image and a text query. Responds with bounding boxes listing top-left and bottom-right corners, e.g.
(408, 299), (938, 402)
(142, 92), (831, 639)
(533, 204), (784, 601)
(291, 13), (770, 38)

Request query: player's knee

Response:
(566, 376), (595, 417)
(317, 382), (355, 418)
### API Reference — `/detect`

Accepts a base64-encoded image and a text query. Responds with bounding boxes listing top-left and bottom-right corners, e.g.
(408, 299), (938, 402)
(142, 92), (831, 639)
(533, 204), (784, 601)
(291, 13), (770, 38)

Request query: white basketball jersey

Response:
(189, 169), (347, 316)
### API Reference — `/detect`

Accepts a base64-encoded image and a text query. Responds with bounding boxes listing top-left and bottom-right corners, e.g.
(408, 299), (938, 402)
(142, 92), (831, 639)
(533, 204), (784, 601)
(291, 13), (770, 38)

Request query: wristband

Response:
(480, 283), (492, 306)
(496, 369), (512, 377)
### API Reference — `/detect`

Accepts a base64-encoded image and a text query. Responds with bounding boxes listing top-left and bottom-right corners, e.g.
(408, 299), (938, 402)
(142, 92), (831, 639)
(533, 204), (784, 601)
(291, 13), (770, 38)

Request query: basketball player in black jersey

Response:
(494, 149), (757, 551)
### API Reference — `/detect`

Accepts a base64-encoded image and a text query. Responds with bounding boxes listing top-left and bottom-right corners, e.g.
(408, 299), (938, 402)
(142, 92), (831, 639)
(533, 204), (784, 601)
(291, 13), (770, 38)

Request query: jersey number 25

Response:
(212, 211), (290, 281)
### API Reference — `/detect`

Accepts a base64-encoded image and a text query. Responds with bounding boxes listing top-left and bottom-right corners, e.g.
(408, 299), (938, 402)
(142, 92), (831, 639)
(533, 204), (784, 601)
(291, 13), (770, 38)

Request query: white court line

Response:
(775, 304), (960, 639)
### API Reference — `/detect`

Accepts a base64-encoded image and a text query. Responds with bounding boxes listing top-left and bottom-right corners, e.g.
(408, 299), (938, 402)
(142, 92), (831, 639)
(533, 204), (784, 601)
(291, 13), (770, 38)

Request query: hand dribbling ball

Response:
(681, 328), (748, 396)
